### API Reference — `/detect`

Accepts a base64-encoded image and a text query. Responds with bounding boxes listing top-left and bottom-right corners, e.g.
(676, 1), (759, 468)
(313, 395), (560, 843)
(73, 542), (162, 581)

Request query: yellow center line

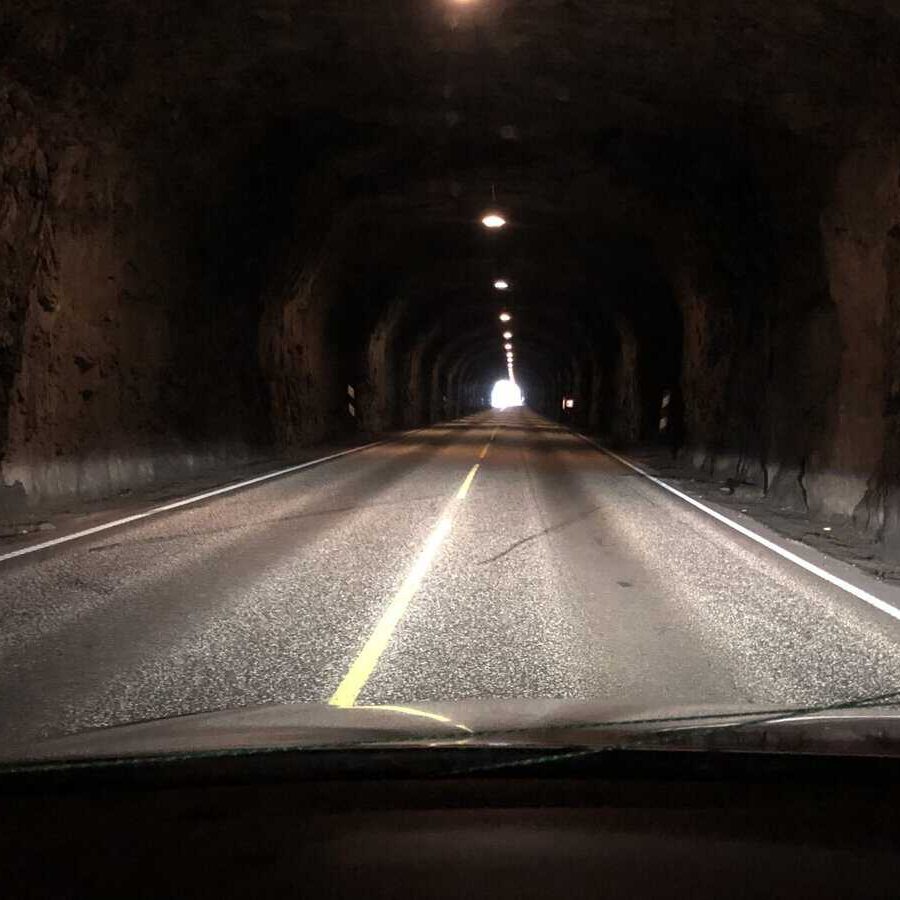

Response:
(478, 427), (498, 460)
(329, 516), (451, 707)
(329, 461), (483, 708)
(456, 463), (480, 499)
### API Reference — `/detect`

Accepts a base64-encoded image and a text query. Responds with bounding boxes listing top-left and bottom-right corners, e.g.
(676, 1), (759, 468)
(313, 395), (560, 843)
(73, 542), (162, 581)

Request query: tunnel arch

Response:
(3, 0), (900, 556)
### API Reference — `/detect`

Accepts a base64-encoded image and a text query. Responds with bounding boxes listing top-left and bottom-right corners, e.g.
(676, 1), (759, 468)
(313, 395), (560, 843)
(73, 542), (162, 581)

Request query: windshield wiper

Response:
(436, 689), (900, 777)
(451, 686), (900, 747)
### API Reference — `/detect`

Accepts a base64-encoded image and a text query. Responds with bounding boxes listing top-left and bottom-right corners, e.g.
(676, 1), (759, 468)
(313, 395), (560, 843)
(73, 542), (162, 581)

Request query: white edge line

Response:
(0, 439), (388, 564)
(575, 432), (900, 624)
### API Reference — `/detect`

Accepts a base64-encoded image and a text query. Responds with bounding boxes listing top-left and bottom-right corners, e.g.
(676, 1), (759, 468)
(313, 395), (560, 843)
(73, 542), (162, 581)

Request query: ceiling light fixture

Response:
(481, 213), (506, 229)
(499, 312), (511, 322)
(502, 331), (512, 339)
(494, 279), (509, 290)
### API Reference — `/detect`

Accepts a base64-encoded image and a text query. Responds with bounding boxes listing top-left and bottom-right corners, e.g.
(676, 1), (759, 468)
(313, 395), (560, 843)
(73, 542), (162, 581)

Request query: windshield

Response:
(3, 2), (900, 763)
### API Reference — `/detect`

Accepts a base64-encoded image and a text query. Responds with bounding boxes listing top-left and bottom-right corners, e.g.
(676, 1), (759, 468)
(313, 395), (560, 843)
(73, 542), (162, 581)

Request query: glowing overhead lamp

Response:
(481, 213), (506, 229)
(504, 342), (512, 350)
(494, 279), (509, 290)
(502, 330), (512, 339)
(499, 312), (511, 322)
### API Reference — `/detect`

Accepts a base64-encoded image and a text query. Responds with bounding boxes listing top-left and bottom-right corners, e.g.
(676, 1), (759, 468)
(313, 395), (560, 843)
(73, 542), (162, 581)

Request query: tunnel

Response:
(2, 5), (900, 555)
(11, 4), (900, 886)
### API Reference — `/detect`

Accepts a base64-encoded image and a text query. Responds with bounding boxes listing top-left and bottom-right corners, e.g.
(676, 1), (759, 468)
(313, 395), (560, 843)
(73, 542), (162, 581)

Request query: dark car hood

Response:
(6, 699), (900, 764)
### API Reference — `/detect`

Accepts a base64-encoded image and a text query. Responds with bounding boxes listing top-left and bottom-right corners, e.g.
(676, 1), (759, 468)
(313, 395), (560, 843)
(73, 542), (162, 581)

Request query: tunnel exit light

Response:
(492, 379), (523, 409)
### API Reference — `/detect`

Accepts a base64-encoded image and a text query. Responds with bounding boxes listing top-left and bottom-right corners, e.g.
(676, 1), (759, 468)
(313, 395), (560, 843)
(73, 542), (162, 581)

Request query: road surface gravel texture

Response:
(3, 408), (900, 747)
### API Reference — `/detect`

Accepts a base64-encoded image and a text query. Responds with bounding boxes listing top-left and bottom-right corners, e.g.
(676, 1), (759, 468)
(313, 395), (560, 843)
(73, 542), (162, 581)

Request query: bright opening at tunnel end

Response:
(491, 379), (523, 409)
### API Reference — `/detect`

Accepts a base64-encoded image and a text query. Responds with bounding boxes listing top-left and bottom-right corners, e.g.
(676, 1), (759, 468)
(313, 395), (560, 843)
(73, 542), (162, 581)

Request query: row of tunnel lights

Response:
(486, 211), (578, 414)
(480, 213), (516, 384)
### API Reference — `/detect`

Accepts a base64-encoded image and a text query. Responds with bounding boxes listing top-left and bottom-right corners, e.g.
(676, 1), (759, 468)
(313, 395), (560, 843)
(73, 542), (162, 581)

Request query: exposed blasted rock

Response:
(2, 1), (900, 566)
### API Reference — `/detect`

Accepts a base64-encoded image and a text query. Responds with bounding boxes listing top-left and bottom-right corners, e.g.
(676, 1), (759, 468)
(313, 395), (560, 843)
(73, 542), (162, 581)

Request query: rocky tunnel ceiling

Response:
(4, 1), (900, 554)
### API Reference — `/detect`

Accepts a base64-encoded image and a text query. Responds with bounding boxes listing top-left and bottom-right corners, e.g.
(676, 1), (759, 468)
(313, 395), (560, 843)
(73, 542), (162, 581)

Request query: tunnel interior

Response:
(3, 1), (900, 555)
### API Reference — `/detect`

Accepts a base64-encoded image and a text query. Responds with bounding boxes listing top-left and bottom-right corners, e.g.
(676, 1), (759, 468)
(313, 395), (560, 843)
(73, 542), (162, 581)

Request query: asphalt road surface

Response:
(4, 408), (900, 747)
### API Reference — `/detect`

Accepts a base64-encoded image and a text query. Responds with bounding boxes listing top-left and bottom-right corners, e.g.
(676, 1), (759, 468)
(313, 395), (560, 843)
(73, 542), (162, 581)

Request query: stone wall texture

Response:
(3, 2), (900, 561)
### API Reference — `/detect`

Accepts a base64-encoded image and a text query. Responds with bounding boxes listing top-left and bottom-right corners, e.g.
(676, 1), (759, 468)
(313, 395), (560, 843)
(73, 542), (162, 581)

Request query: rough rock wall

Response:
(0, 85), (366, 513)
(804, 140), (889, 519)
(670, 179), (837, 509)
(607, 318), (641, 445)
(428, 358), (449, 424)
(259, 250), (335, 448)
(660, 129), (900, 556)
(0, 85), (50, 511)
(585, 355), (605, 432)
(881, 220), (900, 553)
(829, 135), (900, 549)
(403, 332), (434, 429)
(359, 299), (403, 435)
(0, 84), (219, 512)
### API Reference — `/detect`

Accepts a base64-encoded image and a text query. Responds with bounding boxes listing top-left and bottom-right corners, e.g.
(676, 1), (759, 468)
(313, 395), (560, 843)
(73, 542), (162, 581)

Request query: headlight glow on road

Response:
(491, 379), (523, 409)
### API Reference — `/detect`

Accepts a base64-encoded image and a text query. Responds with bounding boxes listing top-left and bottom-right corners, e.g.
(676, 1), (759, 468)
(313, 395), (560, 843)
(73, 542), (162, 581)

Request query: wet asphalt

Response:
(3, 408), (900, 746)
